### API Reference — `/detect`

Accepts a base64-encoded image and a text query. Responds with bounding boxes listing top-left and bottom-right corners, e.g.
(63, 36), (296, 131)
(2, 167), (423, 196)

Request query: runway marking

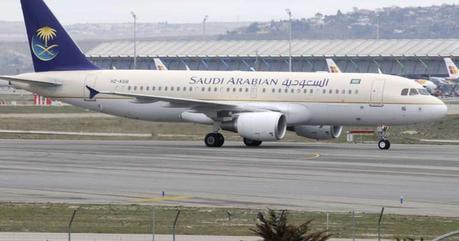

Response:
(136, 195), (193, 203)
(305, 153), (321, 160)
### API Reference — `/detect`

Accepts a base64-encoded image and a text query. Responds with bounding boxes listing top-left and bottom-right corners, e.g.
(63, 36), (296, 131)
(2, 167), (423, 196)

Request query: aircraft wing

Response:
(89, 86), (262, 113)
(0, 76), (63, 87)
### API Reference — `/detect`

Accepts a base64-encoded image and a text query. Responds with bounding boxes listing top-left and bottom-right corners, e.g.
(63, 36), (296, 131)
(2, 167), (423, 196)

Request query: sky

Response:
(1, 0), (459, 24)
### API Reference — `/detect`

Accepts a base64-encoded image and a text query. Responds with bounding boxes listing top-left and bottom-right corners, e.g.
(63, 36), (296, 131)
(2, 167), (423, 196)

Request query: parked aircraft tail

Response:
(444, 58), (459, 80)
(326, 58), (342, 73)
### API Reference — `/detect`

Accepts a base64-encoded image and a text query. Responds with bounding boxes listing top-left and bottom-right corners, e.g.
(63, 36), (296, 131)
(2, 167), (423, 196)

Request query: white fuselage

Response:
(12, 70), (447, 127)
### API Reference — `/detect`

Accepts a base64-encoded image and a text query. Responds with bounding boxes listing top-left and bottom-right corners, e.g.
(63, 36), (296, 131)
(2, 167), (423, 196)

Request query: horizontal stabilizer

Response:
(0, 76), (62, 86)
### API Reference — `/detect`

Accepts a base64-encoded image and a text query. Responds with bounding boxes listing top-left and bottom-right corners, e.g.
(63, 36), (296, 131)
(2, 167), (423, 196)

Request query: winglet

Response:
(86, 85), (99, 99)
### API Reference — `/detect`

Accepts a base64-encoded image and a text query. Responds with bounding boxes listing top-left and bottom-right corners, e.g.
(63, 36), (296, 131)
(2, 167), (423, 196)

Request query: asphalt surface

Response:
(0, 140), (458, 216)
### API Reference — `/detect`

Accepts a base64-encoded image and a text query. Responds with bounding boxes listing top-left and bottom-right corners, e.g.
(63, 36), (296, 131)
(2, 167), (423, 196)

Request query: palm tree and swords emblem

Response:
(31, 26), (59, 61)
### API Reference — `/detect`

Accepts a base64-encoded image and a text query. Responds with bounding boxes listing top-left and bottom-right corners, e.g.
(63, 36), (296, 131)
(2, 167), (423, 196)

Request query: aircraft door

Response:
(370, 79), (385, 107)
(250, 85), (258, 98)
(84, 74), (97, 101)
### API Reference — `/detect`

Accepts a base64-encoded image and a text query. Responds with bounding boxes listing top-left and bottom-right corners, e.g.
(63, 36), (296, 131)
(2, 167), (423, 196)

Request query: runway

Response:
(0, 140), (458, 216)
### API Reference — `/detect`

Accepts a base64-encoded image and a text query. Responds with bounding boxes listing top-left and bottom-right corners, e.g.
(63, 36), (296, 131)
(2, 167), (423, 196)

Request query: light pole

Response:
(131, 11), (137, 69)
(285, 9), (293, 72)
(203, 15), (209, 39)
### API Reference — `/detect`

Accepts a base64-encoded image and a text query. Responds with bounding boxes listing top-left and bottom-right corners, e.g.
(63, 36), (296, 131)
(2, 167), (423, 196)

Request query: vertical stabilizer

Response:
(21, 0), (98, 72)
(154, 58), (168, 71)
(326, 59), (342, 73)
(444, 58), (459, 80)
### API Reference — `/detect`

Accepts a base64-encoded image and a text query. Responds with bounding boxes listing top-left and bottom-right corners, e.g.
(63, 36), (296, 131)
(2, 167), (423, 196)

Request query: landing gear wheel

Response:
(205, 133), (225, 147)
(378, 140), (391, 150)
(243, 138), (262, 147)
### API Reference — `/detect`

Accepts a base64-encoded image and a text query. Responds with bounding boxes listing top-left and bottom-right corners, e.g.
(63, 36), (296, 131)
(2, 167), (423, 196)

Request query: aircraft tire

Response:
(243, 138), (262, 147)
(205, 133), (224, 147)
(378, 140), (391, 150)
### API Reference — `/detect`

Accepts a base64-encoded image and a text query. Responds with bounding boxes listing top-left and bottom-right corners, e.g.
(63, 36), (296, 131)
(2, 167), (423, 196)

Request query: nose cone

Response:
(431, 97), (448, 120)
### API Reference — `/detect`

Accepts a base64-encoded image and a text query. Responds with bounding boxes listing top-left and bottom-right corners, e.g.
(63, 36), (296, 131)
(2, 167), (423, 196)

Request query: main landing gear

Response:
(204, 133), (225, 147)
(204, 134), (263, 148)
(376, 125), (391, 150)
(204, 123), (264, 148)
(243, 138), (262, 147)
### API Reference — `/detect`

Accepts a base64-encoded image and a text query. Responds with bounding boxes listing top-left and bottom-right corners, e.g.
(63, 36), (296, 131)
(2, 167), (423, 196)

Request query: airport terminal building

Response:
(88, 39), (459, 78)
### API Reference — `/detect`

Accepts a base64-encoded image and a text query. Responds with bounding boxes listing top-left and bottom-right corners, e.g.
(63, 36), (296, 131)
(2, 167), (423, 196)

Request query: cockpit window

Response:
(418, 89), (430, 96)
(401, 88), (409, 96)
(409, 88), (419, 96)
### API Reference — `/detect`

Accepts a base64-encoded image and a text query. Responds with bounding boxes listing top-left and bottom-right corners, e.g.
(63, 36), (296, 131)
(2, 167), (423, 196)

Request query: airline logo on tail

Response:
(329, 66), (340, 73)
(31, 26), (59, 61)
(444, 58), (459, 79)
(326, 59), (342, 74)
(448, 65), (458, 75)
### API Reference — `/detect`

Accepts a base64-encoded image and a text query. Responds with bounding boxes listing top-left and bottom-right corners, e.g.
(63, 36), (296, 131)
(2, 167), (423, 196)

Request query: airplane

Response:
(0, 0), (448, 150)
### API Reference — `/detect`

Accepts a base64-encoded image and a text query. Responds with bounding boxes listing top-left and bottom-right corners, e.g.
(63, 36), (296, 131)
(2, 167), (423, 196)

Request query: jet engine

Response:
(293, 125), (343, 140)
(222, 112), (287, 141)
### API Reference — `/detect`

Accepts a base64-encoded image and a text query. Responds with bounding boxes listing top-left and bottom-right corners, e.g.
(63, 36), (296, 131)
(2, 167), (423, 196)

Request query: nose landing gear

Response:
(378, 139), (391, 150)
(376, 125), (391, 150)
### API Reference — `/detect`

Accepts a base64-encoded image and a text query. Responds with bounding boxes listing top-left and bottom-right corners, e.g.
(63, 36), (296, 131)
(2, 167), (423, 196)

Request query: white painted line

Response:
(0, 129), (151, 137)
(419, 139), (459, 143)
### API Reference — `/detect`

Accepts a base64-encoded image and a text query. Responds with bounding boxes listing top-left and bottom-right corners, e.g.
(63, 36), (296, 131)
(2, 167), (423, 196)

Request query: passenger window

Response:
(239, 88), (243, 92)
(291, 89), (294, 93)
(323, 89), (326, 94)
(189, 87), (193, 91)
(409, 88), (419, 96)
(201, 87), (205, 92)
(128, 86), (132, 91)
(134, 86), (137, 91)
(278, 89), (282, 93)
(341, 90), (345, 94)
(165, 87), (168, 91)
(171, 87), (174, 91)
(208, 87), (212, 92)
(401, 88), (409, 96)
(329, 90), (333, 94)
(310, 89), (313, 94)
(304, 89), (307, 94)
(335, 90), (339, 94)
(284, 89), (288, 93)
(158, 87), (162, 91)
(214, 87), (218, 92)
(140, 86), (144, 91)
(177, 87), (181, 91)
(348, 90), (352, 94)
(355, 90), (359, 94)
(246, 88), (249, 92)
(262, 88), (266, 93)
(272, 88), (276, 93)
(146, 87), (149, 91)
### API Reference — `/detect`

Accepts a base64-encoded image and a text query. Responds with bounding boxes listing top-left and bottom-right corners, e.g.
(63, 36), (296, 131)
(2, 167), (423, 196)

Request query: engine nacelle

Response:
(222, 112), (287, 141)
(293, 125), (343, 140)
